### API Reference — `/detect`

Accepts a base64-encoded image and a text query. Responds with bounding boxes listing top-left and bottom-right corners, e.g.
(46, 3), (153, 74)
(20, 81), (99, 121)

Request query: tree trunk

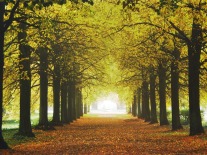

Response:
(72, 82), (77, 121)
(77, 89), (83, 118)
(61, 80), (68, 123)
(52, 64), (61, 125)
(67, 81), (73, 123)
(132, 97), (136, 117)
(149, 67), (158, 124)
(171, 48), (182, 130)
(0, 2), (9, 149)
(76, 89), (80, 119)
(137, 88), (142, 118)
(133, 94), (137, 117)
(17, 22), (34, 137)
(142, 81), (150, 122)
(141, 83), (145, 119)
(38, 48), (50, 130)
(79, 90), (83, 117)
(188, 18), (204, 135)
(84, 104), (88, 114)
(158, 62), (169, 125)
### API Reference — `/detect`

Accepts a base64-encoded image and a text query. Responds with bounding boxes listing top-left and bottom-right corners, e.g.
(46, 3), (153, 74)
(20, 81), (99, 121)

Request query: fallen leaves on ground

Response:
(1, 114), (207, 154)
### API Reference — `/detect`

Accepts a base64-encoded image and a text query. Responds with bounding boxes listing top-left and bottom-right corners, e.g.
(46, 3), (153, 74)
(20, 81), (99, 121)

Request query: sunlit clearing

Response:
(90, 93), (126, 114)
(98, 100), (117, 111)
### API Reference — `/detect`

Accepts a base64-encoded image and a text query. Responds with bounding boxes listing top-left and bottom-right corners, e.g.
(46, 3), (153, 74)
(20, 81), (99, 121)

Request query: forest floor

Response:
(1, 113), (207, 155)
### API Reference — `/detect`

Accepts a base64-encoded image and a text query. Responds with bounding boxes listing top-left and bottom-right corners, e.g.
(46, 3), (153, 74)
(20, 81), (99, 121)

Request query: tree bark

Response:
(137, 88), (142, 118)
(76, 88), (80, 119)
(84, 104), (88, 114)
(77, 89), (83, 118)
(52, 64), (61, 125)
(133, 94), (137, 117)
(17, 22), (34, 137)
(158, 62), (169, 125)
(149, 67), (158, 124)
(72, 82), (77, 121)
(79, 90), (83, 117)
(132, 96), (136, 117)
(0, 2), (9, 149)
(142, 81), (150, 122)
(67, 81), (74, 123)
(61, 80), (68, 123)
(171, 48), (182, 130)
(188, 18), (204, 135)
(141, 83), (145, 119)
(38, 48), (50, 129)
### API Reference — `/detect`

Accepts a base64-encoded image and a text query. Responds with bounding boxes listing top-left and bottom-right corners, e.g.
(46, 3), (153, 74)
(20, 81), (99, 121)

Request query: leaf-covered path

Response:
(2, 114), (207, 154)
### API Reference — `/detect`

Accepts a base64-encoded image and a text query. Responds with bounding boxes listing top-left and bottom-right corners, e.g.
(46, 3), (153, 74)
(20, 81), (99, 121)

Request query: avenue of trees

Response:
(0, 0), (207, 149)
(119, 0), (207, 136)
(0, 0), (104, 148)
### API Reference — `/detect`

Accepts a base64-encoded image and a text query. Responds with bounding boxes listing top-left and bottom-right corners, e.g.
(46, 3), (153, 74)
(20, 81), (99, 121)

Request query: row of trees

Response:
(117, 0), (207, 136)
(0, 0), (107, 149)
(1, 0), (207, 150)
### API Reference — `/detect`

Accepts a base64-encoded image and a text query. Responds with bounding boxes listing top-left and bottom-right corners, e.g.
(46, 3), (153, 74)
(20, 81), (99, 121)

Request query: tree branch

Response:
(4, 0), (20, 31)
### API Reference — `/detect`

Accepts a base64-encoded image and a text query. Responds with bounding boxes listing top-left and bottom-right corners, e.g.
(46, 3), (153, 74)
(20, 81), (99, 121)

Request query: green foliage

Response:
(2, 0), (207, 138)
(2, 113), (53, 129)
(180, 109), (189, 125)
(180, 109), (205, 125)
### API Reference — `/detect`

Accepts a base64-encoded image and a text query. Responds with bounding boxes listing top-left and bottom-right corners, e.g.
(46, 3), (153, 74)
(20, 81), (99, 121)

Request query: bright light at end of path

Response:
(98, 100), (117, 111)
(90, 94), (127, 114)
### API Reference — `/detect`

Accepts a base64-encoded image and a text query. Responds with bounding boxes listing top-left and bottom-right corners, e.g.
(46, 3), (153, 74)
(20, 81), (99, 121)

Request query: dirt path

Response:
(2, 114), (207, 154)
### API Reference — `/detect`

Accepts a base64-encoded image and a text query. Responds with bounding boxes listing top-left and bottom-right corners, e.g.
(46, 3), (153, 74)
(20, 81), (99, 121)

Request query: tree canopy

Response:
(1, 0), (207, 149)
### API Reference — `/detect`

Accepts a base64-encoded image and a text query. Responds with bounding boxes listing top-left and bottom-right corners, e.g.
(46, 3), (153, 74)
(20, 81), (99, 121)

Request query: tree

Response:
(0, 2), (8, 149)
(188, 16), (204, 135)
(16, 22), (34, 137)
(67, 80), (75, 123)
(1, 0), (94, 147)
(161, 0), (205, 135)
(171, 46), (183, 130)
(137, 87), (142, 118)
(61, 79), (68, 123)
(38, 47), (51, 130)
(141, 80), (150, 122)
(154, 0), (205, 135)
(158, 61), (169, 125)
(0, 0), (20, 149)
(132, 93), (137, 117)
(121, 0), (207, 135)
(149, 66), (158, 124)
(52, 60), (61, 125)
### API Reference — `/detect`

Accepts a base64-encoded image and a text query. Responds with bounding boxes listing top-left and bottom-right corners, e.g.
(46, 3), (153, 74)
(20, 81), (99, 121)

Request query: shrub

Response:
(180, 109), (204, 125)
